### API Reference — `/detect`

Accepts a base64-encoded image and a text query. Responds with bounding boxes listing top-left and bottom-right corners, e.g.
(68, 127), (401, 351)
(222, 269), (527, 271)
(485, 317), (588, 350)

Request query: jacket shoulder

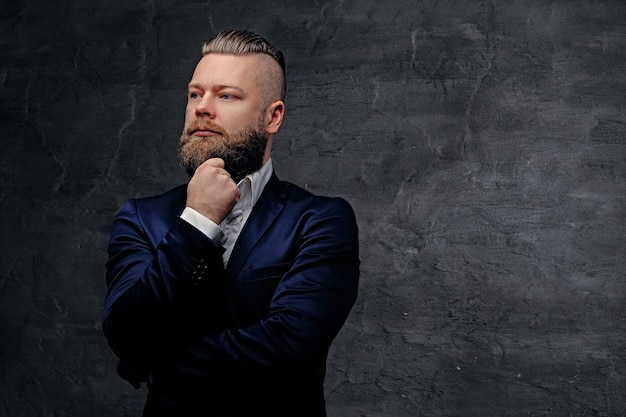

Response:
(113, 184), (187, 230)
(131, 184), (187, 215)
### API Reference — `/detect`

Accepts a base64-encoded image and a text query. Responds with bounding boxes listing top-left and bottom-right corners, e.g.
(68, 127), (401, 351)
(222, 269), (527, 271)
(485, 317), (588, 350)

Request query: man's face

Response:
(179, 53), (270, 182)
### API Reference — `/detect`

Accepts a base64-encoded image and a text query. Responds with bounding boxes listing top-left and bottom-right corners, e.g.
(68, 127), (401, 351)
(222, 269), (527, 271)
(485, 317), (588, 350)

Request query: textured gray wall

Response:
(1, 1), (625, 416)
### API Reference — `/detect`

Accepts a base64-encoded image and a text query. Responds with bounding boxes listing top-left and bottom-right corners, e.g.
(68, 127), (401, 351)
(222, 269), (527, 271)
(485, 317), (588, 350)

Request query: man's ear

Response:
(265, 100), (285, 135)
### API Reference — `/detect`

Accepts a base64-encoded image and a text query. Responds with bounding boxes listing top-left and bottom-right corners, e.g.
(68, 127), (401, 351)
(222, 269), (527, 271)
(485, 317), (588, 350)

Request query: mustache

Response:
(184, 120), (226, 136)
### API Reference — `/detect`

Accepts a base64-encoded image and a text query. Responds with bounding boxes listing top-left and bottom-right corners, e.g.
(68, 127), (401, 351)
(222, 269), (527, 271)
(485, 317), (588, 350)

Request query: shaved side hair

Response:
(202, 30), (286, 104)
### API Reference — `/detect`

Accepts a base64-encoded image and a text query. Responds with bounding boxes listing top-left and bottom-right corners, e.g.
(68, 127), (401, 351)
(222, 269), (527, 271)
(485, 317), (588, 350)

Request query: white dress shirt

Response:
(180, 159), (273, 265)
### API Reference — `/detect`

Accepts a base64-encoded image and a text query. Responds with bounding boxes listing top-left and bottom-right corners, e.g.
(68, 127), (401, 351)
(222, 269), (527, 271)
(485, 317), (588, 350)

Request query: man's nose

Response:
(195, 96), (215, 118)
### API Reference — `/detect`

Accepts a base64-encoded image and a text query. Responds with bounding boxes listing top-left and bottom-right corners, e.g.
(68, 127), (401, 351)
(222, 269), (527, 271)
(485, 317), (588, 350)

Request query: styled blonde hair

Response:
(202, 30), (286, 102)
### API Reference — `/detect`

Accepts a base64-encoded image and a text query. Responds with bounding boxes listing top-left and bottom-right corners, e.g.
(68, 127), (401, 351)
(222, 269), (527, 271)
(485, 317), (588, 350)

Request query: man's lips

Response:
(192, 129), (222, 137)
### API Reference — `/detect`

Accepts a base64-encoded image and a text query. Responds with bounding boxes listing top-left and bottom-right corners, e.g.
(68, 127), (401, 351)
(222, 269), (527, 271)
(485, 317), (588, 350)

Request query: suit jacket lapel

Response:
(226, 173), (287, 276)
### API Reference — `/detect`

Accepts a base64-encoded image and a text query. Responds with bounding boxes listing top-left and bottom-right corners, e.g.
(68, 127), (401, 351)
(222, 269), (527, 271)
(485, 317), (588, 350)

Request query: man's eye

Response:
(189, 92), (200, 99)
(221, 94), (232, 100)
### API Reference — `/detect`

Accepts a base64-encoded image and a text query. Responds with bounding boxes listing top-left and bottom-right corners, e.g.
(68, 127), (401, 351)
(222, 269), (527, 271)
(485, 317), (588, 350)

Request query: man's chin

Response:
(178, 129), (267, 181)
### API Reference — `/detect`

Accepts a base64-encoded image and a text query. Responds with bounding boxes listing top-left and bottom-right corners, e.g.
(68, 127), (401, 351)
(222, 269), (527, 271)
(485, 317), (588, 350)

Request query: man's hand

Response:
(186, 158), (240, 224)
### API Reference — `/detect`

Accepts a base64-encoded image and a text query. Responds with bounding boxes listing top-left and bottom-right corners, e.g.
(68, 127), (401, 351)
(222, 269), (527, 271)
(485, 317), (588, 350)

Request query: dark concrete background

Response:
(1, 0), (624, 416)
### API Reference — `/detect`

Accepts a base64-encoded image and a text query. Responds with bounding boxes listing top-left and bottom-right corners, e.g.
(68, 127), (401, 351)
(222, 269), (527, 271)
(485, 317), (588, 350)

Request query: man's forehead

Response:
(189, 54), (262, 86)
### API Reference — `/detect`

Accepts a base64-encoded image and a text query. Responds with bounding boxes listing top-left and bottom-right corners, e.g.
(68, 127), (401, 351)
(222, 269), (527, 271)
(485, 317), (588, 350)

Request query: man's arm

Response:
(103, 157), (240, 387)
(104, 158), (239, 355)
(102, 198), (225, 383)
(172, 197), (360, 378)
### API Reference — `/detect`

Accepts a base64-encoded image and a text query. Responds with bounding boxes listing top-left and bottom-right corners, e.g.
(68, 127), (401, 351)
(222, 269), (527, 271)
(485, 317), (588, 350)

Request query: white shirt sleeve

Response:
(180, 207), (224, 243)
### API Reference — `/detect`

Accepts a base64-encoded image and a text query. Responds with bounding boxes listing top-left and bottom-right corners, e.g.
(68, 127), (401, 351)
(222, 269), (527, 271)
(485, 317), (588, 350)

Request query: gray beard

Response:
(178, 131), (268, 183)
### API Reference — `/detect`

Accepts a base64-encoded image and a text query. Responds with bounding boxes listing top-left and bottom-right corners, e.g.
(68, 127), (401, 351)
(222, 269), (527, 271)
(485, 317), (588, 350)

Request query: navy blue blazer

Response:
(103, 173), (360, 417)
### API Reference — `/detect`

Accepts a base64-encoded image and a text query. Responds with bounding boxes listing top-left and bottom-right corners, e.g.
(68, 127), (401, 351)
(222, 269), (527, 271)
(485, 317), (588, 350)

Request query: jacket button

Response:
(191, 259), (208, 285)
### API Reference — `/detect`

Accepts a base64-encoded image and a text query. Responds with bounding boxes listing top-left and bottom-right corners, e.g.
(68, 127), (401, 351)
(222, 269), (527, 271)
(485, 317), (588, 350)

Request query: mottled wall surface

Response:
(1, 1), (625, 416)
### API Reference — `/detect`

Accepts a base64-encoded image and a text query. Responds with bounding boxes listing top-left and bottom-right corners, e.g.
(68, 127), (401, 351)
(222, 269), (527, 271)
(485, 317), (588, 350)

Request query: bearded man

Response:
(102, 30), (360, 417)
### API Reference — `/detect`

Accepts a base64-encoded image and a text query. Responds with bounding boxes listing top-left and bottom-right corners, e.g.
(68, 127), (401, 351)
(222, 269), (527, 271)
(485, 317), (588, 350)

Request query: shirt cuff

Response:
(180, 207), (224, 243)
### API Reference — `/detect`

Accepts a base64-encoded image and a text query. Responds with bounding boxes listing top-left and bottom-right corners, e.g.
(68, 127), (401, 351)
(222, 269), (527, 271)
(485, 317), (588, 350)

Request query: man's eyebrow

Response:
(187, 82), (246, 93)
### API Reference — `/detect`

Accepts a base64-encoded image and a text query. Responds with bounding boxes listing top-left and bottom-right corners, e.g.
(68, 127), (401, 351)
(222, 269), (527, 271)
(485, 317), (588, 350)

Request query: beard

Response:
(178, 119), (268, 183)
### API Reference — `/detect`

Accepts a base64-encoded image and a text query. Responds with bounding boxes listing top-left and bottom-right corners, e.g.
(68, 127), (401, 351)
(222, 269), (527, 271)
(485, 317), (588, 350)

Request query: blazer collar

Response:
(225, 172), (287, 275)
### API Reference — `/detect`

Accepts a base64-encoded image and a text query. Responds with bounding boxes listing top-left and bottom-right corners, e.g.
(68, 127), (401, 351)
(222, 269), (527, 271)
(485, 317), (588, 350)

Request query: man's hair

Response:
(202, 30), (286, 101)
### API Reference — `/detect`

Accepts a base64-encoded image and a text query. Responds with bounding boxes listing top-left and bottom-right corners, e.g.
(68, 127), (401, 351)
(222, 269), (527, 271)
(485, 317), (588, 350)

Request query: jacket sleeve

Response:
(102, 198), (225, 385)
(173, 196), (360, 379)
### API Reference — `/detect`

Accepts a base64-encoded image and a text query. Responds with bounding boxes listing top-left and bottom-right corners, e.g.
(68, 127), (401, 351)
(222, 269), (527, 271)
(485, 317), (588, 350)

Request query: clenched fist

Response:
(186, 158), (240, 224)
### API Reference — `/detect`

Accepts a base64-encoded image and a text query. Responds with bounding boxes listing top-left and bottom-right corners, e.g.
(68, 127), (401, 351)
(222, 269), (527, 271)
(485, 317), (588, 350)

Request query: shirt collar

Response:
(237, 158), (273, 209)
